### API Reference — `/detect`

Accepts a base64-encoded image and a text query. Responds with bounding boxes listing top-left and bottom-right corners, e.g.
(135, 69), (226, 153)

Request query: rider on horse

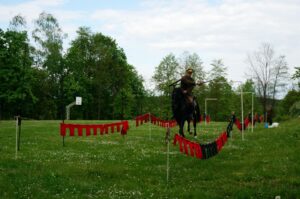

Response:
(171, 67), (205, 137)
(180, 68), (204, 105)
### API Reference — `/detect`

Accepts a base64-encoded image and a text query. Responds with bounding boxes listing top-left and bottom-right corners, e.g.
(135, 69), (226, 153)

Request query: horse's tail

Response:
(172, 87), (183, 121)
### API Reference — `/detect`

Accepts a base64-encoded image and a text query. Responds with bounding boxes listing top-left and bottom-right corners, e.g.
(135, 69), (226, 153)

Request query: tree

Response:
(206, 61), (233, 121)
(153, 53), (180, 95)
(247, 43), (289, 120)
(9, 15), (26, 32)
(209, 59), (227, 80)
(66, 27), (144, 119)
(32, 12), (67, 119)
(269, 55), (289, 107)
(1, 13), (146, 120)
(292, 67), (300, 89)
(27, 67), (57, 119)
(206, 77), (233, 121)
(127, 67), (146, 117)
(178, 51), (205, 80)
(280, 90), (300, 116)
(0, 26), (35, 118)
(152, 53), (180, 118)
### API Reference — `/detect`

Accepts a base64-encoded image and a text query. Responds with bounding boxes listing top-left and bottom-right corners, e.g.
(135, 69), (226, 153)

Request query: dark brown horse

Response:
(171, 87), (200, 138)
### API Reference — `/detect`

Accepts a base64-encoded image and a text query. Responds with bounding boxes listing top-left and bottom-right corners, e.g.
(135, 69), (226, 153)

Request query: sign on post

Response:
(75, 97), (82, 105)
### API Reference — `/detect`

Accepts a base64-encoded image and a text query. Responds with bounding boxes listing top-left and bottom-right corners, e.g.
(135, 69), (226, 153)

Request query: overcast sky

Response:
(1, 0), (299, 89)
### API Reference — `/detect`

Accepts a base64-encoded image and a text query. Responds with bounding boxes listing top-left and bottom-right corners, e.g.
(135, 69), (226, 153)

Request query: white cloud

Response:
(88, 0), (300, 83)
(0, 0), (83, 27)
(30, 0), (66, 7)
(0, 0), (67, 23)
(1, 0), (300, 85)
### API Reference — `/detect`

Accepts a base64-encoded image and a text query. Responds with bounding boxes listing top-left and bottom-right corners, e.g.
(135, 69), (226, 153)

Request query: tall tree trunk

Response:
(263, 90), (267, 122)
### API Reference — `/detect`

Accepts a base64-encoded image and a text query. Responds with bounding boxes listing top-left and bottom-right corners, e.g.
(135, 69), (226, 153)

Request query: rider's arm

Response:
(196, 80), (205, 86)
(182, 76), (196, 86)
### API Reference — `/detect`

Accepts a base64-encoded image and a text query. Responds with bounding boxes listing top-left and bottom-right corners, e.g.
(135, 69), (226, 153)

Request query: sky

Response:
(1, 0), (300, 90)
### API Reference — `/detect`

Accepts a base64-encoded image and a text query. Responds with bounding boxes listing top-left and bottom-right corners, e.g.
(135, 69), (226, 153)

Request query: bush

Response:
(274, 114), (291, 122)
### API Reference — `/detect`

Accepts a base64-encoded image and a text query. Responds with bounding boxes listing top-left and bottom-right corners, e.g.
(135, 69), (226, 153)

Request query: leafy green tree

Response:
(209, 59), (227, 80)
(292, 67), (300, 89)
(280, 90), (300, 116)
(32, 12), (67, 119)
(153, 53), (180, 95)
(152, 53), (179, 118)
(0, 27), (35, 118)
(26, 67), (57, 119)
(127, 66), (146, 117)
(66, 27), (144, 119)
(9, 15), (26, 32)
(293, 67), (300, 79)
(205, 60), (233, 121)
(206, 77), (233, 121)
(179, 51), (205, 80)
(1, 13), (146, 120)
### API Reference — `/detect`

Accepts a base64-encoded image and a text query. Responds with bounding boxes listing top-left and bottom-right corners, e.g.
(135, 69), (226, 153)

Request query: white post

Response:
(66, 102), (76, 120)
(237, 91), (254, 133)
(166, 123), (170, 184)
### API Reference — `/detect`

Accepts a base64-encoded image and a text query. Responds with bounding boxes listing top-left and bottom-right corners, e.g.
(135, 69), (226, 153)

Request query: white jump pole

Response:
(166, 123), (170, 184)
(238, 91), (254, 133)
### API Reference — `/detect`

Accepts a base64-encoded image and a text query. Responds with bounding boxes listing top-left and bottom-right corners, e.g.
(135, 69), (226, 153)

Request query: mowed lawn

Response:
(0, 118), (300, 199)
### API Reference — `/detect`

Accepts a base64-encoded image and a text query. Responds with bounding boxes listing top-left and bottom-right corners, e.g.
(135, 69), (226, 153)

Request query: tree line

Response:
(0, 13), (145, 120)
(1, 13), (299, 121)
(151, 47), (300, 121)
(151, 53), (260, 121)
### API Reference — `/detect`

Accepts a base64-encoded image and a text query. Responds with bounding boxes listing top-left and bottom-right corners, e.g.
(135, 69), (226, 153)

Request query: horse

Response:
(171, 87), (200, 138)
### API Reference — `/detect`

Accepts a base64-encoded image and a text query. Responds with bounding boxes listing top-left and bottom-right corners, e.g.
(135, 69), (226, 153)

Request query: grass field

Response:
(0, 118), (300, 198)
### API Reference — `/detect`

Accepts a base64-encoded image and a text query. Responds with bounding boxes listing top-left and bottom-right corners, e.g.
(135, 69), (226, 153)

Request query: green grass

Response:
(0, 119), (300, 198)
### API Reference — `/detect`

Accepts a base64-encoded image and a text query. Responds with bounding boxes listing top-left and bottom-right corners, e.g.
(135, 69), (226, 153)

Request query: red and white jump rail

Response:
(135, 113), (177, 128)
(173, 131), (228, 160)
(60, 120), (129, 137)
